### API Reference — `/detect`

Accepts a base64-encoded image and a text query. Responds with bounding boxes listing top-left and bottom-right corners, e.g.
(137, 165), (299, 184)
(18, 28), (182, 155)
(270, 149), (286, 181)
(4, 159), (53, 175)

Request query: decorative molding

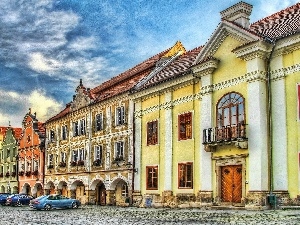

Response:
(135, 93), (201, 117)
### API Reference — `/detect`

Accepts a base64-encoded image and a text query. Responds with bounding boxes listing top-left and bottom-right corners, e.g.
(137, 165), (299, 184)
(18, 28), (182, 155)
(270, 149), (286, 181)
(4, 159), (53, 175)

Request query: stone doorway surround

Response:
(213, 154), (248, 206)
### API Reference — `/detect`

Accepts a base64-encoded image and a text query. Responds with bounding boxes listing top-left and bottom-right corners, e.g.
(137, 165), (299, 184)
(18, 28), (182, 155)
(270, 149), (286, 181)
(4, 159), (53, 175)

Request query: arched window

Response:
(216, 92), (245, 140)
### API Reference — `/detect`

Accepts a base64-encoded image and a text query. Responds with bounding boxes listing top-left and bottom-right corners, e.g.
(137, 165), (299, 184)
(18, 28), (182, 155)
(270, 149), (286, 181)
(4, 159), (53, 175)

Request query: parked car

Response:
(6, 194), (34, 206)
(0, 193), (10, 205)
(30, 194), (81, 210)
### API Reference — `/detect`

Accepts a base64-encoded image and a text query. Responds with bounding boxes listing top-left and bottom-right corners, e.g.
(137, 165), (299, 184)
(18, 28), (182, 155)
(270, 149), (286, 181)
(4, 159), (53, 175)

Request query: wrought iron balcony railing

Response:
(203, 124), (247, 144)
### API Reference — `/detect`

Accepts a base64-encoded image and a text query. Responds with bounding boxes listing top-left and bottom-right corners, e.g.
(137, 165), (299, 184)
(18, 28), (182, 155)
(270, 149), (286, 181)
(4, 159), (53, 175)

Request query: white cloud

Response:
(29, 52), (61, 73)
(0, 88), (63, 127)
(28, 90), (64, 122)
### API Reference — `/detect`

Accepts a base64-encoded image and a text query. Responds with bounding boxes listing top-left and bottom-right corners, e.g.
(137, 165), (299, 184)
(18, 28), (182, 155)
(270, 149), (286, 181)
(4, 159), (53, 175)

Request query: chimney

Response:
(220, 1), (253, 28)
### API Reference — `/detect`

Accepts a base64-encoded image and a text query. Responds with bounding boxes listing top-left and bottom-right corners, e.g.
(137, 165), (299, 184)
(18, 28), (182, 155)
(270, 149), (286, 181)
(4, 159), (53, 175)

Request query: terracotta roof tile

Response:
(132, 46), (202, 91)
(46, 48), (170, 123)
(12, 128), (23, 140)
(250, 3), (300, 39)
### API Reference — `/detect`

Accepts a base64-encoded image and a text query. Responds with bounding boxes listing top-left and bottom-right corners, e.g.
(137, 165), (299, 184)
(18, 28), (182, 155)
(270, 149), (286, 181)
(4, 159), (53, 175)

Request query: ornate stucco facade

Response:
(18, 110), (45, 197)
(43, 44), (173, 205)
(131, 2), (300, 208)
(0, 126), (22, 194)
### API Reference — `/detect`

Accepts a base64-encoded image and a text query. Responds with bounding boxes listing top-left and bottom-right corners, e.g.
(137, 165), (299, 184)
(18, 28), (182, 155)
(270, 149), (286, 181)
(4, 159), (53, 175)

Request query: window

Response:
(178, 112), (192, 140)
(50, 130), (55, 142)
(147, 120), (158, 145)
(217, 92), (245, 140)
(121, 184), (128, 197)
(61, 152), (66, 162)
(115, 141), (124, 160)
(95, 113), (103, 131)
(72, 149), (85, 162)
(116, 106), (125, 126)
(73, 119), (86, 137)
(178, 162), (193, 188)
(48, 154), (53, 165)
(61, 125), (68, 140)
(94, 146), (102, 161)
(146, 166), (158, 190)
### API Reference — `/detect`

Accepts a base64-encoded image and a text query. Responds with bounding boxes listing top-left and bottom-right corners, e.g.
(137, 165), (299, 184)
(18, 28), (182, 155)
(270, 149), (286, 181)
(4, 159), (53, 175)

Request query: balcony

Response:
(202, 124), (248, 152)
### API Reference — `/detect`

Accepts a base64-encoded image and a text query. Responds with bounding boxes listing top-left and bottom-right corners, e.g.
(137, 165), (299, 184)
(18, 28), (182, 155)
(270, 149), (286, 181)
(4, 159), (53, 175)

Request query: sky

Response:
(0, 0), (298, 127)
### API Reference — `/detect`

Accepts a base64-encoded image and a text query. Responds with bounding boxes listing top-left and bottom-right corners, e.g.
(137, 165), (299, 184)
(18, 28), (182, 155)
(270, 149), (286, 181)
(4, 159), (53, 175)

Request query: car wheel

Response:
(71, 202), (78, 209)
(44, 204), (52, 211)
(16, 201), (22, 207)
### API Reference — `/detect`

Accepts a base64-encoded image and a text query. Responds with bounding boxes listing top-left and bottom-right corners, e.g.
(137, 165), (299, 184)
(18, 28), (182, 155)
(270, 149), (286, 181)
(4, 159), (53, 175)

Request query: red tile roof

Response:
(132, 46), (203, 91)
(12, 128), (23, 140)
(46, 48), (170, 123)
(250, 3), (300, 39)
(0, 126), (9, 136)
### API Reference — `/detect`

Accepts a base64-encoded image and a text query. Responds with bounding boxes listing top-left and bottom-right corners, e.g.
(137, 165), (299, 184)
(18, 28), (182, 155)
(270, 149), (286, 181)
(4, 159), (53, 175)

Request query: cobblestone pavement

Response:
(0, 205), (300, 225)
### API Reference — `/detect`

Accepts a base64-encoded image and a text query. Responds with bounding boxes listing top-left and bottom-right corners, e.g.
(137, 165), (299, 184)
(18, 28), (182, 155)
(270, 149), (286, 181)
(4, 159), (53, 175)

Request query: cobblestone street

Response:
(0, 205), (300, 225)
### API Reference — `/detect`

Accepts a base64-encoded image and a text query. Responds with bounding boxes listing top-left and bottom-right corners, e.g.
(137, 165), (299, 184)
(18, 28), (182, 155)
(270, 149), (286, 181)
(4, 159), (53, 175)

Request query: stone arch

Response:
(0, 185), (5, 193)
(70, 180), (86, 204)
(90, 176), (105, 190)
(32, 182), (44, 197)
(44, 181), (55, 195)
(57, 180), (68, 196)
(109, 175), (131, 206)
(20, 183), (31, 195)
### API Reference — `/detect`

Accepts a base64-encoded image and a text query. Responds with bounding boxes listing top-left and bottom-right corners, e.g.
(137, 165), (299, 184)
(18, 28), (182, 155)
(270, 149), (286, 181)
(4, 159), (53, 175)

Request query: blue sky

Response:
(0, 0), (298, 127)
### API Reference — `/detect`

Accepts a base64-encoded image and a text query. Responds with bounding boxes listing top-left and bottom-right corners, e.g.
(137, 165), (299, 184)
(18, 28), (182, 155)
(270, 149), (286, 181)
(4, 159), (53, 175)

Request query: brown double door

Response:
(221, 165), (242, 203)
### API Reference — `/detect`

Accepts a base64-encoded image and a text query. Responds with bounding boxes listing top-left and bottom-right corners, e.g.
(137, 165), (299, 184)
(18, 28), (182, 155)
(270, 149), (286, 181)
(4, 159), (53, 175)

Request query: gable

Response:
(212, 36), (247, 83)
(193, 21), (260, 66)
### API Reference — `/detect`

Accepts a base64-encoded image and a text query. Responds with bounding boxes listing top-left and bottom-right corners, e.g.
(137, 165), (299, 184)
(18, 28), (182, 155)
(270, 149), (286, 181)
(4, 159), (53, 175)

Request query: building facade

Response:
(18, 110), (45, 197)
(131, 2), (300, 208)
(0, 126), (22, 194)
(43, 44), (174, 205)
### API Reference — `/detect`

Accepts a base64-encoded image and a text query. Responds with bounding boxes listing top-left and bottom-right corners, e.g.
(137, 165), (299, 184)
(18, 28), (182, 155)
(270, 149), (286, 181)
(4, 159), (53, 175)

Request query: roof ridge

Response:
(91, 47), (171, 94)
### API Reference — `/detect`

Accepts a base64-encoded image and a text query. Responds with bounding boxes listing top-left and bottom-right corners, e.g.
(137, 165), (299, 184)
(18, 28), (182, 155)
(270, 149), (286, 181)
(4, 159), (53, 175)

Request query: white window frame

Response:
(115, 106), (125, 126)
(61, 125), (68, 140)
(73, 118), (86, 136)
(115, 141), (124, 159)
(61, 152), (66, 163)
(95, 113), (103, 131)
(94, 145), (102, 161)
(48, 154), (53, 165)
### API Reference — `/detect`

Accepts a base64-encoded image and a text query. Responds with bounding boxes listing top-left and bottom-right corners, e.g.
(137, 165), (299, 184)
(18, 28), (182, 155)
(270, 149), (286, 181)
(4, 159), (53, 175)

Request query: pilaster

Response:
(134, 101), (142, 193)
(270, 55), (288, 191)
(164, 92), (173, 191)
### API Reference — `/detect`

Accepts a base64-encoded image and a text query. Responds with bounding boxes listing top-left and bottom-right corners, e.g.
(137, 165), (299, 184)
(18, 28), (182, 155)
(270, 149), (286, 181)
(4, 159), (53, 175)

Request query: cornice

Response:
(131, 73), (196, 102)
(135, 93), (201, 118)
(273, 33), (300, 57)
(192, 58), (219, 77)
(233, 40), (272, 61)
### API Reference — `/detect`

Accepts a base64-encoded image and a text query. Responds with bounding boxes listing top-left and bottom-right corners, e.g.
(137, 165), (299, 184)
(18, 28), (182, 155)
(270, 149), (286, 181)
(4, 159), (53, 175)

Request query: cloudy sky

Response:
(0, 0), (298, 127)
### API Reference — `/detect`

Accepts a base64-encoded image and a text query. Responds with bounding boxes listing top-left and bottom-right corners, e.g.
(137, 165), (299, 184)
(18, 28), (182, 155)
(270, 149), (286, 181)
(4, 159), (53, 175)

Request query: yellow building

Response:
(131, 2), (300, 208)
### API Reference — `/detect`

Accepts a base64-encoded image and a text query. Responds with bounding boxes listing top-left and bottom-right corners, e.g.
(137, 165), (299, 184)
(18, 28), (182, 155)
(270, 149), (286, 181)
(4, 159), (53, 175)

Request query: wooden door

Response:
(99, 184), (106, 205)
(221, 165), (242, 203)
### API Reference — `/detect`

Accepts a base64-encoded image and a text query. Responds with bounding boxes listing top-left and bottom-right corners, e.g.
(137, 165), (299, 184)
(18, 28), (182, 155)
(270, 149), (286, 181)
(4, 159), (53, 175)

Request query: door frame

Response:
(214, 155), (247, 206)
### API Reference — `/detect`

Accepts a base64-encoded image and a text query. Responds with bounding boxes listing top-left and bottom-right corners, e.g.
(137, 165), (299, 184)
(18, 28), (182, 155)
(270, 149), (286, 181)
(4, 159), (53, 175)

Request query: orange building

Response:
(18, 109), (45, 197)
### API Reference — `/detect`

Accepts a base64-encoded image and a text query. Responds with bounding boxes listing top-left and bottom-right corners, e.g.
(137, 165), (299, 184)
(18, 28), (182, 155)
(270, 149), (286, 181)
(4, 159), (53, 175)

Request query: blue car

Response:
(0, 193), (10, 205)
(30, 194), (81, 210)
(6, 194), (34, 206)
